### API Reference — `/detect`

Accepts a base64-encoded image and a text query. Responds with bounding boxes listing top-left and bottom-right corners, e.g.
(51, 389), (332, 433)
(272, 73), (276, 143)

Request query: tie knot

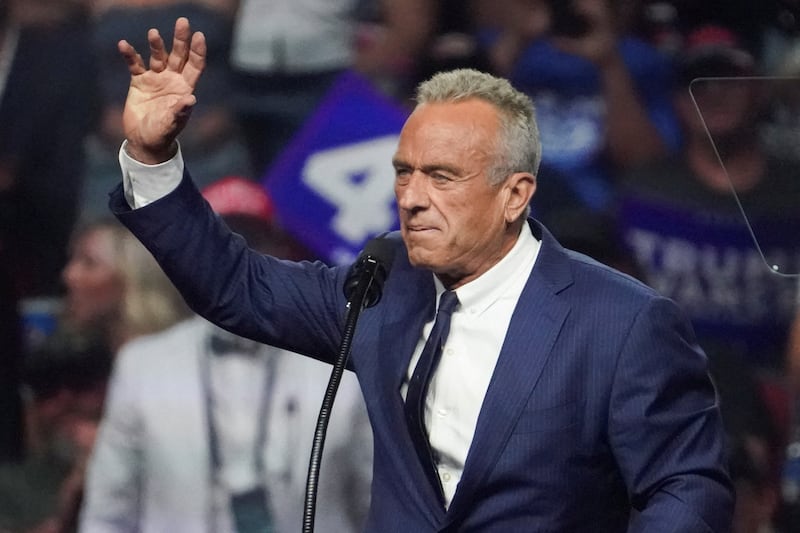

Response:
(438, 290), (459, 317)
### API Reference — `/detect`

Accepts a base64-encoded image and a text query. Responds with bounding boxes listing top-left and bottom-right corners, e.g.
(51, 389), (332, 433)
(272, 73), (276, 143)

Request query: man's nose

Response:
(396, 172), (429, 211)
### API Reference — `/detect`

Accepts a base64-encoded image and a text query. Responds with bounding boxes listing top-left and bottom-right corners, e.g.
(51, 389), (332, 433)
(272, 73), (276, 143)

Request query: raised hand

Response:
(117, 17), (206, 164)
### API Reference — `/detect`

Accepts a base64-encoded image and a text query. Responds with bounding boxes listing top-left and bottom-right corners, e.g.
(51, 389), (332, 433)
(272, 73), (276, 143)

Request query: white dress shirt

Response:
(208, 333), (271, 493)
(119, 141), (184, 209)
(206, 330), (273, 533)
(400, 226), (539, 506)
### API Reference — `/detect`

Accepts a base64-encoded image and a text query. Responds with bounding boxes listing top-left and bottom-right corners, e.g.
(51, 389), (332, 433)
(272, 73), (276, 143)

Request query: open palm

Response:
(118, 17), (206, 163)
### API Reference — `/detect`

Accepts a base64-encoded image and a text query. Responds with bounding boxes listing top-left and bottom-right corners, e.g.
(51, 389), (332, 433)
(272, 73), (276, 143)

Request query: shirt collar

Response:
(434, 221), (541, 316)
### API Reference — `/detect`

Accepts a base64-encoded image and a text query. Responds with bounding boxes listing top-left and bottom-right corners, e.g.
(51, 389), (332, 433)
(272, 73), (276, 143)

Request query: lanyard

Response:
(200, 334), (276, 484)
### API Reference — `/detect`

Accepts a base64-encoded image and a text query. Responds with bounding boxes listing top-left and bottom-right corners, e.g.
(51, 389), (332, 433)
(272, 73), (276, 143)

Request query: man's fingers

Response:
(167, 17), (191, 73)
(182, 31), (207, 89)
(118, 40), (146, 75)
(148, 28), (168, 72)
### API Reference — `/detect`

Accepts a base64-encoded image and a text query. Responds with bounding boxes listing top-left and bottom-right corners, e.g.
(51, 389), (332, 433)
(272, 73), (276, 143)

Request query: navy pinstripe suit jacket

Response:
(112, 172), (734, 532)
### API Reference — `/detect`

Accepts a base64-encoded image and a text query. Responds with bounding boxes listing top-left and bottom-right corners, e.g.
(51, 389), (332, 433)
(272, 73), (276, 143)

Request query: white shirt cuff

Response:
(118, 140), (185, 209)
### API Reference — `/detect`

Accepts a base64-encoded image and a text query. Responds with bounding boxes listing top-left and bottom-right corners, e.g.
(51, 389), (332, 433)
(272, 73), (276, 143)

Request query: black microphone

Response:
(305, 235), (395, 533)
(343, 235), (395, 309)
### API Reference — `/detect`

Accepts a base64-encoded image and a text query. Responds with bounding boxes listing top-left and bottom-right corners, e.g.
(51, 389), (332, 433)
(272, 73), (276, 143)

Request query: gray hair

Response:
(415, 69), (542, 185)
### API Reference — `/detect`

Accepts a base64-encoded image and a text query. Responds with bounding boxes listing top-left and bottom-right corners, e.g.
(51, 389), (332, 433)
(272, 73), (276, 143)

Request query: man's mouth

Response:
(404, 223), (436, 232)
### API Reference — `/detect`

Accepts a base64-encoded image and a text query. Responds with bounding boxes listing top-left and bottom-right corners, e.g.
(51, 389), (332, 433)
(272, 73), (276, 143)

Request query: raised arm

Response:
(117, 17), (206, 164)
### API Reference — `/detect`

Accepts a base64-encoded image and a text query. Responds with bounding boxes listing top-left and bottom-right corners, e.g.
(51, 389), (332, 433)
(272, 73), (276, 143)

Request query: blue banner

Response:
(263, 71), (410, 265)
(618, 194), (800, 367)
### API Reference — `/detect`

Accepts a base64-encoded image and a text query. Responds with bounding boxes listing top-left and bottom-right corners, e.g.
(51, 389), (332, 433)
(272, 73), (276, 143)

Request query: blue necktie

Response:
(405, 290), (459, 503)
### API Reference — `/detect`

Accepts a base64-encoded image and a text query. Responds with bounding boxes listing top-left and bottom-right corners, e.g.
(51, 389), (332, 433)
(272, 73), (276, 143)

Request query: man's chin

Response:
(405, 247), (436, 270)
(403, 231), (446, 265)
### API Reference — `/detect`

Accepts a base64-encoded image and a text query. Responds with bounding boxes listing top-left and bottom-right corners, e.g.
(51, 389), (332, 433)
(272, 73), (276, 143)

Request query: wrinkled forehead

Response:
(398, 100), (501, 151)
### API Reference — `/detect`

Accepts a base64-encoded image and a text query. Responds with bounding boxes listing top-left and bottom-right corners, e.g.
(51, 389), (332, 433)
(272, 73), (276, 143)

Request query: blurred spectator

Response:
(617, 25), (800, 372)
(617, 34), (800, 531)
(709, 337), (784, 532)
(619, 27), (800, 532)
(633, 1), (683, 57)
(757, 72), (800, 492)
(653, 0), (800, 72)
(80, 178), (372, 533)
(228, 0), (360, 179)
(760, 0), (800, 74)
(0, 0), (97, 298)
(2, 216), (193, 532)
(760, 41), (800, 165)
(355, 0), (493, 102)
(200, 175), (314, 262)
(82, 0), (250, 218)
(728, 430), (782, 533)
(479, 0), (681, 214)
(0, 341), (111, 533)
(353, 0), (435, 100)
(0, 0), (95, 465)
(635, 0), (763, 53)
(57, 217), (191, 354)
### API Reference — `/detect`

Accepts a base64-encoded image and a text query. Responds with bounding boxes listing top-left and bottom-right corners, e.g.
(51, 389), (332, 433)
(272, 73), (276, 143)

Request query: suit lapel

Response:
(444, 220), (574, 527)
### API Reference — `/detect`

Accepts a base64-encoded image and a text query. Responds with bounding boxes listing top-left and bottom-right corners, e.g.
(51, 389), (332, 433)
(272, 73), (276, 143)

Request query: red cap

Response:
(201, 176), (275, 223)
(682, 25), (755, 71)
(677, 25), (756, 83)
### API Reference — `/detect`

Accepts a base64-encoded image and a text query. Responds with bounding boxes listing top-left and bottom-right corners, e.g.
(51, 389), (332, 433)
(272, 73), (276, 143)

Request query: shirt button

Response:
(437, 408), (448, 417)
(442, 472), (451, 482)
(445, 348), (454, 356)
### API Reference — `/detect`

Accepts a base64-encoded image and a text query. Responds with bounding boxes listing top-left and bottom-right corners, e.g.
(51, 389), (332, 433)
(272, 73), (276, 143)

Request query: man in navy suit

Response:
(107, 17), (733, 532)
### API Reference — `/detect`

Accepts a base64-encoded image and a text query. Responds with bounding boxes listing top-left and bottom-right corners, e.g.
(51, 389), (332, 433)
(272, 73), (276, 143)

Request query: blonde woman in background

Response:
(60, 216), (191, 354)
(1, 217), (191, 533)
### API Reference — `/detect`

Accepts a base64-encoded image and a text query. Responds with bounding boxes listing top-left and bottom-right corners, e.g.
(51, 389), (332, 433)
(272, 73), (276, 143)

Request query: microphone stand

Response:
(302, 260), (383, 533)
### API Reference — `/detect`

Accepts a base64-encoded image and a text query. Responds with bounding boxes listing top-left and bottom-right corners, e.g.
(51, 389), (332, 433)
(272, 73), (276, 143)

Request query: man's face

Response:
(393, 99), (525, 288)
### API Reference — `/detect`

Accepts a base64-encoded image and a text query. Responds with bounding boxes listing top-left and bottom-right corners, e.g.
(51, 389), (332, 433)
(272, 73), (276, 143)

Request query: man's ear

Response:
(504, 172), (536, 223)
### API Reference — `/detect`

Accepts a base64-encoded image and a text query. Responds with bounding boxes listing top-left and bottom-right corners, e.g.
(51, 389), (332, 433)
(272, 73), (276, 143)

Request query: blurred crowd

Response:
(2, 0), (800, 532)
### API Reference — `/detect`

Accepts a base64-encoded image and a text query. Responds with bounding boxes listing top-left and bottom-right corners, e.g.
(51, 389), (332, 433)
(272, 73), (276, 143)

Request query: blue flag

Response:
(263, 71), (410, 265)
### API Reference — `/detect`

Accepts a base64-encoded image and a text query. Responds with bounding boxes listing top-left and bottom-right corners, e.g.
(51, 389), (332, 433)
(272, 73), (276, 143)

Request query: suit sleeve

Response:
(608, 296), (734, 533)
(78, 346), (144, 533)
(109, 171), (348, 364)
